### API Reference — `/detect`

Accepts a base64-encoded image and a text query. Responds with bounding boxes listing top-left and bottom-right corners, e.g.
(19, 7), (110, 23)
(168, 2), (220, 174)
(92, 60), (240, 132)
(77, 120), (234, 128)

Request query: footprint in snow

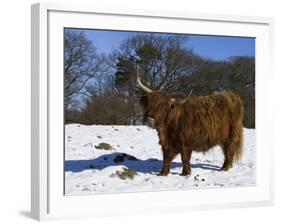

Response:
(83, 143), (93, 148)
(82, 186), (91, 191)
(247, 163), (254, 168)
(214, 182), (224, 187)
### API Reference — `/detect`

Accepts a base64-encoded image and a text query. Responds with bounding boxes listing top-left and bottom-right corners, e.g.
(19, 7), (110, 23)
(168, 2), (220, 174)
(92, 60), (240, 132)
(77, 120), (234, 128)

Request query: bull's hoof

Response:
(181, 170), (191, 176)
(220, 164), (233, 171)
(158, 171), (169, 176)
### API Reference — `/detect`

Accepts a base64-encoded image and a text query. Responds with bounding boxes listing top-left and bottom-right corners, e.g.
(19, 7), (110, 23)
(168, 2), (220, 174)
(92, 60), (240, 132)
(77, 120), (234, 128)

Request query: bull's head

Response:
(137, 65), (188, 129)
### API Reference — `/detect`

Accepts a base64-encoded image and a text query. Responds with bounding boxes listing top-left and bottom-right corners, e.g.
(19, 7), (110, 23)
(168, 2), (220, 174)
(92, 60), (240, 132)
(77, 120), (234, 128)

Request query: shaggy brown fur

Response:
(140, 91), (244, 176)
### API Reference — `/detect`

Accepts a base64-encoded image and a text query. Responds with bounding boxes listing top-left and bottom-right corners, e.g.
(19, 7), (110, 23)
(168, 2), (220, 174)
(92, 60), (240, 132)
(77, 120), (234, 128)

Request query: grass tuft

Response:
(110, 168), (137, 180)
(94, 142), (113, 150)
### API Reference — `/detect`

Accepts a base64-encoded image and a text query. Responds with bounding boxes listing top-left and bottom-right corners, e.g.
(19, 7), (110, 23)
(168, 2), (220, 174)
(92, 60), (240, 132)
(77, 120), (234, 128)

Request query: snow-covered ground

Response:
(65, 124), (256, 195)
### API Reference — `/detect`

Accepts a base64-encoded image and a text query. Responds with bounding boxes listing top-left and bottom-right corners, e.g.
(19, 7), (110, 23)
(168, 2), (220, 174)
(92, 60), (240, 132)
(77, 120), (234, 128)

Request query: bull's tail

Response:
(231, 123), (244, 161)
(228, 93), (244, 161)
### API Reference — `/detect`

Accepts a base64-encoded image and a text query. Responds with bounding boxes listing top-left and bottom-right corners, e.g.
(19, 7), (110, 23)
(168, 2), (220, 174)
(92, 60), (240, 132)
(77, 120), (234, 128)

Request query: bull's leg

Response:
(159, 148), (176, 176)
(221, 143), (234, 171)
(180, 149), (192, 176)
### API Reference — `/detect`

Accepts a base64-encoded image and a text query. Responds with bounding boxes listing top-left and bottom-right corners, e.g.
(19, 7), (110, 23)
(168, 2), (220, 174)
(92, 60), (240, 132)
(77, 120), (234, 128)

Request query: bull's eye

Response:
(142, 112), (148, 123)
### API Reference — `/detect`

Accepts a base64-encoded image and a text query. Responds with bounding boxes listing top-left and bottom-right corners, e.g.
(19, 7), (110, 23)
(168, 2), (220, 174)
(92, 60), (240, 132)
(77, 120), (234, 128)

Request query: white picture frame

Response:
(31, 2), (274, 221)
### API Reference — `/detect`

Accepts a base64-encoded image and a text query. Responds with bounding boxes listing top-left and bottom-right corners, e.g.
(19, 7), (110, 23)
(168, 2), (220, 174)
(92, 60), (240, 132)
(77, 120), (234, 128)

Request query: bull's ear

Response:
(166, 102), (181, 130)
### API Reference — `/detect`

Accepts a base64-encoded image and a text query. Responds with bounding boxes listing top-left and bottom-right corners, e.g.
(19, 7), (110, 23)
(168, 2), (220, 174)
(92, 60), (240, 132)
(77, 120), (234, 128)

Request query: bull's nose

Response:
(148, 117), (154, 122)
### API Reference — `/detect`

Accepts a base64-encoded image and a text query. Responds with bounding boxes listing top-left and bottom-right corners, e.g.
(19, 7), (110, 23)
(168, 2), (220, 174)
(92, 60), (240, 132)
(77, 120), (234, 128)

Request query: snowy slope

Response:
(65, 124), (256, 195)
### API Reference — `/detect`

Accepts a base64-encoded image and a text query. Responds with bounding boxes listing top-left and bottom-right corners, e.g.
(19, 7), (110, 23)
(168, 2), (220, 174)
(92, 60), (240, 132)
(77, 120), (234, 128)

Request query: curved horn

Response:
(136, 65), (153, 94)
(170, 89), (193, 104)
(171, 98), (188, 104)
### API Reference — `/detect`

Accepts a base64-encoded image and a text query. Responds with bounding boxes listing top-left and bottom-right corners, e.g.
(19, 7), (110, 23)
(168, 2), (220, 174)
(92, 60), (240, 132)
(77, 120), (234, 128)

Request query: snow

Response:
(65, 124), (256, 195)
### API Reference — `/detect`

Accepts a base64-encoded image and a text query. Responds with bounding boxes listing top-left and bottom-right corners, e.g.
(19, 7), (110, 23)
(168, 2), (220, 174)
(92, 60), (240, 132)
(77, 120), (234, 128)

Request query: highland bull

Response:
(137, 72), (244, 176)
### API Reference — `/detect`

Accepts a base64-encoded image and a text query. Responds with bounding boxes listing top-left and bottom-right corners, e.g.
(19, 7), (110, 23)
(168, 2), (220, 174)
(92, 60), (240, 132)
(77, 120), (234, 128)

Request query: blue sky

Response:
(81, 29), (255, 61)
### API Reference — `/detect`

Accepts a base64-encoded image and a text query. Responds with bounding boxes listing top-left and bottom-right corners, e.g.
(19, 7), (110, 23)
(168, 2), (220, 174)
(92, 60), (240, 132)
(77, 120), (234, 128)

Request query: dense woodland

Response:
(65, 30), (255, 128)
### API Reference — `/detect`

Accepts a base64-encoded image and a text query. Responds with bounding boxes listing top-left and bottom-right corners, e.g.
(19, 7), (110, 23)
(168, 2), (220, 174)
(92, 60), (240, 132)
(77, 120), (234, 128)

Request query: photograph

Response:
(64, 28), (256, 195)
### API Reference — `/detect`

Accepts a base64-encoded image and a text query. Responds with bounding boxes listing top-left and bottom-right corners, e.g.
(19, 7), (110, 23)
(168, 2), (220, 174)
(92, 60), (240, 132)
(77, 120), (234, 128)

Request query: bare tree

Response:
(64, 29), (108, 109)
(112, 34), (201, 94)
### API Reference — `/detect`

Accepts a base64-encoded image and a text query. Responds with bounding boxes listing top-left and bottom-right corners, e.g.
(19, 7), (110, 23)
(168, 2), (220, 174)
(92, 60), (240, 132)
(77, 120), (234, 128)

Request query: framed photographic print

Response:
(31, 2), (274, 221)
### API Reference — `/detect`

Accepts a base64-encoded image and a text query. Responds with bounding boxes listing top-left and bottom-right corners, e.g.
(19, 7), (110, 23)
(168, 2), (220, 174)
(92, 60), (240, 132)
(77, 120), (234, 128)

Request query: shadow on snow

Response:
(65, 152), (221, 174)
